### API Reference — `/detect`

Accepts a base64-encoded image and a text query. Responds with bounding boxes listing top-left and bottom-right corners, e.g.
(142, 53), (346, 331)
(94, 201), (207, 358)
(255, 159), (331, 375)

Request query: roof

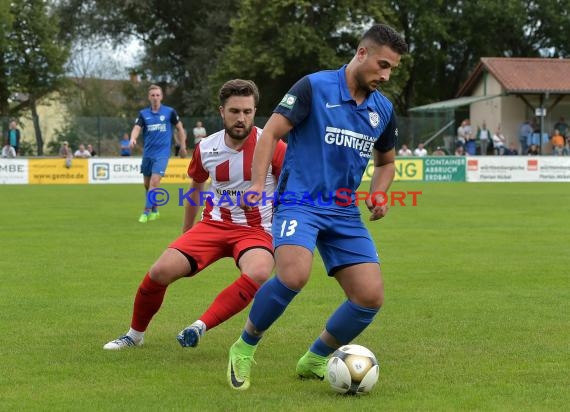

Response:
(457, 57), (570, 96)
(408, 94), (502, 113)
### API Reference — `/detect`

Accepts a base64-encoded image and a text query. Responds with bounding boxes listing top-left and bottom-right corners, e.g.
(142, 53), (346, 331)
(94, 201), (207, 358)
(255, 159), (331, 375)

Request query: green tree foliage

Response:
(56, 0), (239, 117)
(392, 0), (570, 109)
(0, 0), (14, 117)
(55, 0), (570, 118)
(211, 0), (403, 115)
(5, 0), (70, 155)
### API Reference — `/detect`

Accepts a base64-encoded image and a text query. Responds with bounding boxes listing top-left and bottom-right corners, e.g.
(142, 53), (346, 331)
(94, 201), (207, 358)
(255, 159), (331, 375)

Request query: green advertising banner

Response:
(362, 157), (467, 182)
(422, 157), (466, 182)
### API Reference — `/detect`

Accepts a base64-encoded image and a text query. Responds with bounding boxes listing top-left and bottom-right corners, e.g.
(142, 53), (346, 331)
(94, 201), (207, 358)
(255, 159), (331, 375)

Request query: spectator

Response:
(454, 145), (466, 156)
(492, 128), (506, 155)
(529, 124), (549, 153)
(504, 143), (519, 156)
(397, 144), (412, 156)
(457, 119), (472, 147)
(192, 120), (207, 148)
(527, 144), (540, 156)
(74, 144), (92, 158)
(476, 122), (491, 155)
(120, 133), (131, 156)
(87, 144), (97, 157)
(553, 116), (568, 137)
(59, 141), (72, 168)
(413, 142), (427, 157)
(518, 120), (533, 156)
(551, 129), (565, 156)
(7, 120), (21, 155)
(432, 147), (446, 156)
(462, 119), (476, 155)
(2, 139), (16, 158)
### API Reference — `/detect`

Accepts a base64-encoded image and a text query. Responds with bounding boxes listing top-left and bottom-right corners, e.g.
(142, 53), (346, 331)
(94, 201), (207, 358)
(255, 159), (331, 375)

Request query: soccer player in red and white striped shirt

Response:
(104, 79), (286, 350)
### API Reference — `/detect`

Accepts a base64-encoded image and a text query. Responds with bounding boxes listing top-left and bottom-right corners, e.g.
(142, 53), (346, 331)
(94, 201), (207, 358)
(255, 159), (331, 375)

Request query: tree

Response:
(6, 0), (70, 155)
(55, 0), (570, 117)
(0, 0), (14, 117)
(211, 0), (405, 115)
(55, 0), (239, 116)
(391, 0), (570, 110)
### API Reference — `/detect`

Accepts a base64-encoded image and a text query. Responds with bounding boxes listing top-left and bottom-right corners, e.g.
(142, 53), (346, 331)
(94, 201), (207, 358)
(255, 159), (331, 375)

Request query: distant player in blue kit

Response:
(130, 84), (187, 223)
(227, 24), (408, 390)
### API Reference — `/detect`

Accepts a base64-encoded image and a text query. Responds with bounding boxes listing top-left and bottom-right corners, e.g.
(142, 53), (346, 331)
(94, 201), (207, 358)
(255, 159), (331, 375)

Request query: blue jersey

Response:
(274, 65), (398, 211)
(135, 105), (180, 158)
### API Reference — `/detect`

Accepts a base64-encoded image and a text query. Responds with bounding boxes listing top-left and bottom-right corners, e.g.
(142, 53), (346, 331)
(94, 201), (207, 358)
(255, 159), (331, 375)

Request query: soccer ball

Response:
(327, 344), (379, 395)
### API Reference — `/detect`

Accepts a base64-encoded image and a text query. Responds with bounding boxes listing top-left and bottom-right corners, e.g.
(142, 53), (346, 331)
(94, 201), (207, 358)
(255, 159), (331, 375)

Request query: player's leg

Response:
(297, 216), (381, 379)
(148, 157), (169, 221)
(147, 173), (162, 220)
(103, 248), (192, 350)
(139, 158), (152, 222)
(178, 226), (274, 348)
(228, 207), (318, 390)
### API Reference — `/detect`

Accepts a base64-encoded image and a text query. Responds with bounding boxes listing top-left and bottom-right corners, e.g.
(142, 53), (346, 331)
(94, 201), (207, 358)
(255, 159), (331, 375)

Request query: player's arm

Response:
(175, 120), (187, 158)
(367, 148), (395, 221)
(130, 124), (142, 149)
(367, 111), (398, 221)
(270, 139), (287, 181)
(182, 179), (205, 232)
(249, 114), (292, 197)
(183, 145), (208, 232)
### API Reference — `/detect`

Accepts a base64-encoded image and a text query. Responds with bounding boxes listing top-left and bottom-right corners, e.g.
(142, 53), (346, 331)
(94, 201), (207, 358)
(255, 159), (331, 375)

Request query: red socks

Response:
(131, 273), (167, 332)
(200, 274), (260, 330)
(130, 273), (259, 333)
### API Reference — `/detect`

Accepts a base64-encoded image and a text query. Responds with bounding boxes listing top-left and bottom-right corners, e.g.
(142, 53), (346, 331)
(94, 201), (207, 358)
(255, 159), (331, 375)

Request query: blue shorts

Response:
(141, 157), (169, 177)
(272, 205), (379, 276)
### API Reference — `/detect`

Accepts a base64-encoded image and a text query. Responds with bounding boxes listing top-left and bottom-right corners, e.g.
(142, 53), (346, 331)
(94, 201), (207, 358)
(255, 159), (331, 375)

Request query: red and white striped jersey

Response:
(187, 126), (286, 233)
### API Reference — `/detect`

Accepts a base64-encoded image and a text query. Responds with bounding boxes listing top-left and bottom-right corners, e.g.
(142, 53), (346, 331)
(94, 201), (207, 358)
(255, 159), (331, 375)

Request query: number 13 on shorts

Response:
(279, 219), (298, 237)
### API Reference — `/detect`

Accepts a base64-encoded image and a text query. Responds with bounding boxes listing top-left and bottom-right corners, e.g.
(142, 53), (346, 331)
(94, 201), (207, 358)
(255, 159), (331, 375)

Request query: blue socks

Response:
(241, 280), (379, 353)
(145, 189), (154, 210)
(241, 276), (299, 345)
(310, 300), (379, 356)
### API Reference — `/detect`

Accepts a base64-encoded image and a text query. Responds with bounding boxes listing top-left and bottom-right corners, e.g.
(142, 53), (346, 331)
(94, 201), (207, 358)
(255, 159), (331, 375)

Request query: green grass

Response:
(1, 182), (568, 411)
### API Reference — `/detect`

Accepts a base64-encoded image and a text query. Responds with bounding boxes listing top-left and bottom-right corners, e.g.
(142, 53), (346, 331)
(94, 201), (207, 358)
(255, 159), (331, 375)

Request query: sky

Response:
(67, 37), (144, 79)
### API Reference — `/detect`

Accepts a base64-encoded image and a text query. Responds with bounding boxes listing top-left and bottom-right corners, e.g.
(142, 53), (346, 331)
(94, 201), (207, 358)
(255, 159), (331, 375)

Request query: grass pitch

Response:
(1, 182), (568, 411)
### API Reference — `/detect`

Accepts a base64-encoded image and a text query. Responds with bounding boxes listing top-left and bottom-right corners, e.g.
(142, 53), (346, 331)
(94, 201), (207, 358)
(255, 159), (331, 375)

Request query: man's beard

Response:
(225, 123), (252, 140)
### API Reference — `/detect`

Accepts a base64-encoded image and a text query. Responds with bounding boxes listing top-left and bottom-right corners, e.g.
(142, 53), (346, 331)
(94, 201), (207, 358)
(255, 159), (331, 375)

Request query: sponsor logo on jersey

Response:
(147, 124), (167, 132)
(324, 126), (375, 158)
(279, 94), (297, 109)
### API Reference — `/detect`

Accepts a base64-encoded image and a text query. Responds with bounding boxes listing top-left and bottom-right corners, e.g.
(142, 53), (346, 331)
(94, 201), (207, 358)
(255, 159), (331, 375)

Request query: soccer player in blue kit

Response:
(130, 84), (187, 223)
(227, 24), (408, 390)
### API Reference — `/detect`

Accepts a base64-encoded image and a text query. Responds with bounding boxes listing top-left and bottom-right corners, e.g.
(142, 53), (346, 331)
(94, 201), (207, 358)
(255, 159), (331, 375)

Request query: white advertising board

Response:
(467, 157), (570, 182)
(0, 159), (29, 184)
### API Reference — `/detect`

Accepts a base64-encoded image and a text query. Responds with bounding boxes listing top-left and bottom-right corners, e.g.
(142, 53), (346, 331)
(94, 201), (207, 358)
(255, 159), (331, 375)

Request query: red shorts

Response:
(169, 220), (273, 275)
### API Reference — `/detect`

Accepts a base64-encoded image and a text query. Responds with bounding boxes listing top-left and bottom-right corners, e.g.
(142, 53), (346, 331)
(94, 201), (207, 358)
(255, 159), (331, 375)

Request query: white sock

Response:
(127, 328), (144, 342)
(193, 320), (206, 334)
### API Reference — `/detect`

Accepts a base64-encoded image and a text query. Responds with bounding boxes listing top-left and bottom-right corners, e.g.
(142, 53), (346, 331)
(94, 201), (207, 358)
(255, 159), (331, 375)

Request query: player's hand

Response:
(366, 194), (389, 221)
(240, 184), (263, 211)
(179, 146), (188, 159)
(129, 139), (137, 150)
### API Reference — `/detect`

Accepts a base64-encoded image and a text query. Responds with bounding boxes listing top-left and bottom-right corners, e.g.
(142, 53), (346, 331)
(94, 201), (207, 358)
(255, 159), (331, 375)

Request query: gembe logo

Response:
(92, 163), (110, 180)
(279, 94), (297, 109)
